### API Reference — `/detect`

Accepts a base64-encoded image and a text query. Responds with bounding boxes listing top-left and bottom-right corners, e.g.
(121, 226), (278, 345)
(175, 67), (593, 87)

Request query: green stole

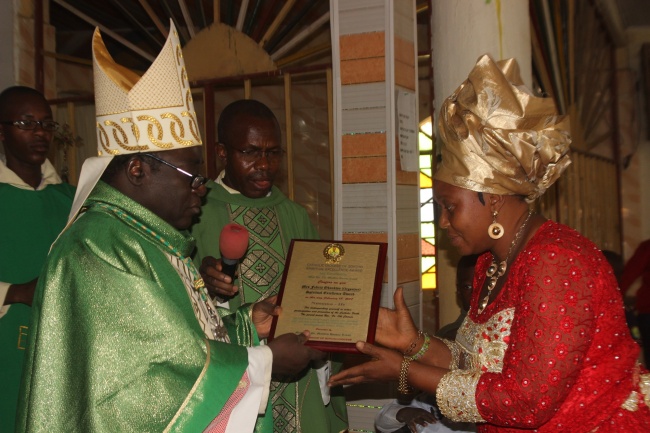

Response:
(0, 182), (74, 433)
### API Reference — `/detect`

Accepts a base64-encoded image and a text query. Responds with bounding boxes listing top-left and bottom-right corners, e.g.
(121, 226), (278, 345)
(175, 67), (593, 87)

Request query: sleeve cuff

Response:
(0, 281), (11, 318)
(246, 345), (273, 413)
(436, 369), (486, 423)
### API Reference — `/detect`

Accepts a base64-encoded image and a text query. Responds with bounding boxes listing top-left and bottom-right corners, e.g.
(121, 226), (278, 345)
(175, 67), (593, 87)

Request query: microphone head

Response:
(219, 223), (250, 259)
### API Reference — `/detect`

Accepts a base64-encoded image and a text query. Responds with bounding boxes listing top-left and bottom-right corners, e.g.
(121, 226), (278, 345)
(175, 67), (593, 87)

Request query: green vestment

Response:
(0, 182), (74, 432)
(192, 180), (348, 433)
(16, 182), (262, 432)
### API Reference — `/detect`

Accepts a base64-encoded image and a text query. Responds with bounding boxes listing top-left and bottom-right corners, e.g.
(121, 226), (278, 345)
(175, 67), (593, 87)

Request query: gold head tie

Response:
(435, 54), (572, 203)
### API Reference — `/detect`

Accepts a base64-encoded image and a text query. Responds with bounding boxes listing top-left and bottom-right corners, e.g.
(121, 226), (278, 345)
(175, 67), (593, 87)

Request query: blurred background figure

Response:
(437, 255), (479, 341)
(0, 85), (74, 433)
(620, 240), (650, 367)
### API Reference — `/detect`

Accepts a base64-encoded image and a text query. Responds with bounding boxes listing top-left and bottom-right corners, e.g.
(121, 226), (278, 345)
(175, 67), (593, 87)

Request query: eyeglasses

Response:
(1, 119), (59, 131)
(233, 148), (285, 163)
(143, 153), (207, 190)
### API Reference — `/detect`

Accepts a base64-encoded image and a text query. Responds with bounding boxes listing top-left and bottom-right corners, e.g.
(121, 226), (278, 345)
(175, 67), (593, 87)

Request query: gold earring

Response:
(488, 210), (504, 239)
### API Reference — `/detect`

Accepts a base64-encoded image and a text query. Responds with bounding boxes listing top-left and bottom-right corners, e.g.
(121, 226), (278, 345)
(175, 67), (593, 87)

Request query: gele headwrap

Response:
(434, 54), (571, 203)
(68, 20), (202, 221)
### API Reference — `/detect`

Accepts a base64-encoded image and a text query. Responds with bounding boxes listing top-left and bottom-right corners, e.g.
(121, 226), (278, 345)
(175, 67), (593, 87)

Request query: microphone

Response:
(219, 223), (250, 280)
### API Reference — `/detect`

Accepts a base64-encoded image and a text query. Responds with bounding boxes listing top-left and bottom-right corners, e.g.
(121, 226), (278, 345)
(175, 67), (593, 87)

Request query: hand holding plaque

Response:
(269, 240), (387, 353)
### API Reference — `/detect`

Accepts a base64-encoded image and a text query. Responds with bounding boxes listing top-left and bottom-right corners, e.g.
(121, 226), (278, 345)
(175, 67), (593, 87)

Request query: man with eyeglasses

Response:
(191, 99), (348, 433)
(0, 86), (75, 432)
(17, 25), (324, 433)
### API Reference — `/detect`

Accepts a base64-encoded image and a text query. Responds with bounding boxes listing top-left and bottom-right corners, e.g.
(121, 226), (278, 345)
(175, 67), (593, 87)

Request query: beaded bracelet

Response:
(403, 330), (424, 357)
(397, 357), (412, 394)
(406, 332), (430, 361)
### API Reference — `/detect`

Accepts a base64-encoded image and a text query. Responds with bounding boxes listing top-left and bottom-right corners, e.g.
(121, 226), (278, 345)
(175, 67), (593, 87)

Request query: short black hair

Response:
(217, 99), (280, 147)
(0, 86), (48, 119)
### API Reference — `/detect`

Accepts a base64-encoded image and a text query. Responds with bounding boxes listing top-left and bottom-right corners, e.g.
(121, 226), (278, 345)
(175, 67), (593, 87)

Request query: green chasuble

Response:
(17, 182), (257, 432)
(0, 182), (74, 433)
(192, 180), (348, 433)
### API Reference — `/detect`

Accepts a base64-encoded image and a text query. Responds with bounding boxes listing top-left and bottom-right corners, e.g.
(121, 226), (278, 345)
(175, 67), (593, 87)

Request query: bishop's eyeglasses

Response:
(143, 153), (207, 190)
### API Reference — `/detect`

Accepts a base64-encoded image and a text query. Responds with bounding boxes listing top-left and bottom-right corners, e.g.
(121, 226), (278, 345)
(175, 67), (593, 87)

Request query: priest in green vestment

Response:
(0, 86), (75, 433)
(16, 22), (323, 433)
(191, 99), (348, 433)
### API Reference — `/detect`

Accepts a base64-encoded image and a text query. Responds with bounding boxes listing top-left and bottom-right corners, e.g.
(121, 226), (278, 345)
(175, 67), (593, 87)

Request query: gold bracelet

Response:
(403, 330), (423, 357)
(398, 357), (413, 394)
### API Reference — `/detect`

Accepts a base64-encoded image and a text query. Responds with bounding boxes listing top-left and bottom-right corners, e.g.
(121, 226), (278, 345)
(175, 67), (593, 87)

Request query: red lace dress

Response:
(435, 221), (650, 432)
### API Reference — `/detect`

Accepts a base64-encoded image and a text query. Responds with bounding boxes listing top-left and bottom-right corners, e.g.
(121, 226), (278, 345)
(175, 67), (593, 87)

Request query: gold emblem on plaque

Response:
(323, 243), (345, 264)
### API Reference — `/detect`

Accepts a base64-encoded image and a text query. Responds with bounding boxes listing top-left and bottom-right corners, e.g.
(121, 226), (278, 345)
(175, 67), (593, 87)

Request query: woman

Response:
(328, 55), (650, 432)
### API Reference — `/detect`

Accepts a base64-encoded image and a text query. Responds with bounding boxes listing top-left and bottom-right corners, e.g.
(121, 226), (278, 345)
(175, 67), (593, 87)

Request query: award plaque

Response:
(269, 240), (387, 353)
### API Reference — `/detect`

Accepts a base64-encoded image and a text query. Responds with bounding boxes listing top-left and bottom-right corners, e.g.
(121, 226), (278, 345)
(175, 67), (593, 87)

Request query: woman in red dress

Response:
(328, 54), (650, 432)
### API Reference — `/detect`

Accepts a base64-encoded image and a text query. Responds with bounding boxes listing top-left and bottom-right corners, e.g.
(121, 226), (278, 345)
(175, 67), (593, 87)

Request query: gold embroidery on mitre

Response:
(105, 120), (149, 152)
(121, 117), (141, 143)
(91, 21), (202, 157)
(184, 90), (191, 110)
(162, 112), (194, 146)
(176, 44), (183, 64)
(97, 123), (121, 155)
(184, 111), (202, 144)
(137, 115), (173, 149)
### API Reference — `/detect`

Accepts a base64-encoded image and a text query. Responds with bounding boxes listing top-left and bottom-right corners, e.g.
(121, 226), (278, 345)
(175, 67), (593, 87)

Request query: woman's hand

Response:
(327, 341), (402, 387)
(376, 287), (419, 353)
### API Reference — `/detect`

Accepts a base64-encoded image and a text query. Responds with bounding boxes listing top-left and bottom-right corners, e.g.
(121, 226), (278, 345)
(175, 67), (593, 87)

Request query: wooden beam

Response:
(275, 42), (330, 68)
(66, 102), (78, 186)
(259, 0), (296, 49)
(35, 0), (44, 92)
(53, 0), (155, 62)
(236, 0), (249, 31)
(138, 0), (169, 39)
(284, 73), (294, 200)
(213, 0), (220, 24)
(178, 0), (197, 38)
(271, 12), (329, 61)
(113, 0), (164, 47)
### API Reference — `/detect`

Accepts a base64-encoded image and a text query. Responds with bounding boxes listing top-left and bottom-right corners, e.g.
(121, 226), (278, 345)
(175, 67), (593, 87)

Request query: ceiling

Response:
(49, 0), (332, 72)
(47, 1), (650, 75)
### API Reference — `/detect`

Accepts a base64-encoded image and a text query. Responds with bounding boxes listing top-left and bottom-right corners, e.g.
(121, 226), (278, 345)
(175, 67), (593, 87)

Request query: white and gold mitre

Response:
(67, 20), (202, 222)
(92, 20), (202, 155)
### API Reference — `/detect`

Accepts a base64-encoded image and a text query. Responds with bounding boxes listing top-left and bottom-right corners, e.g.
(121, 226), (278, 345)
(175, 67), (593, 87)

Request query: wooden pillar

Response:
(432, 0), (531, 327)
